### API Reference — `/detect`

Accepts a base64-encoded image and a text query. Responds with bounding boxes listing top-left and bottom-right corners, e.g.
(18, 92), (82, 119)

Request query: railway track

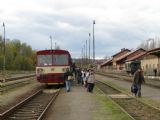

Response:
(95, 80), (160, 120)
(0, 89), (59, 120)
(96, 71), (160, 89)
(0, 77), (35, 93)
(0, 74), (35, 82)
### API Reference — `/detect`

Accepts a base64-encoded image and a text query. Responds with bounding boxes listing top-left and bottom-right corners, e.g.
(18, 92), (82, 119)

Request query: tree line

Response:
(137, 37), (160, 50)
(0, 36), (36, 70)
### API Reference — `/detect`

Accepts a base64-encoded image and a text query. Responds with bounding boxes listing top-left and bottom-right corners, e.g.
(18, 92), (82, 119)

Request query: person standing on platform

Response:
(64, 68), (73, 92)
(81, 69), (86, 85)
(87, 69), (95, 92)
(133, 67), (145, 97)
(84, 69), (90, 88)
(153, 68), (157, 77)
(77, 68), (82, 84)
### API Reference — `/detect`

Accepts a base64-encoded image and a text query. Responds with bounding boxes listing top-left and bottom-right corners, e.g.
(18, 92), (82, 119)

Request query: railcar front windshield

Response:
(53, 55), (68, 65)
(37, 55), (52, 66)
(37, 54), (69, 66)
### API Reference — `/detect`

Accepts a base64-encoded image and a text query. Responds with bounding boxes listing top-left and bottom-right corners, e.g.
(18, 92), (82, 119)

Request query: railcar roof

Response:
(37, 49), (69, 54)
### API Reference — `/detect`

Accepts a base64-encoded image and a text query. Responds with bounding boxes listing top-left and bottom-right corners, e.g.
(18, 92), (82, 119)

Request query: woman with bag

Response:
(87, 69), (95, 92)
(64, 68), (73, 92)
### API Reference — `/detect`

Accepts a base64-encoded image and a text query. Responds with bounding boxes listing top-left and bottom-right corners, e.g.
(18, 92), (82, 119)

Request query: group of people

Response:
(63, 67), (95, 93)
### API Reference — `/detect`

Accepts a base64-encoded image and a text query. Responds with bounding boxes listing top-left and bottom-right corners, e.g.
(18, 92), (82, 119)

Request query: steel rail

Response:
(37, 89), (60, 120)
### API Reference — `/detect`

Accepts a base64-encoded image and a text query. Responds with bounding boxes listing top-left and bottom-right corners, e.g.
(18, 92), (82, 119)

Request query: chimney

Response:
(121, 48), (125, 51)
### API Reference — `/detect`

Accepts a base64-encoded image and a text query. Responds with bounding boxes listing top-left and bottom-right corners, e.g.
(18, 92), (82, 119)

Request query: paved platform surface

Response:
(45, 84), (99, 120)
(44, 82), (133, 120)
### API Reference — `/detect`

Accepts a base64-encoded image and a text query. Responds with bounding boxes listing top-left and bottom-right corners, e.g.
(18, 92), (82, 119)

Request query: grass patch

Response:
(92, 87), (133, 120)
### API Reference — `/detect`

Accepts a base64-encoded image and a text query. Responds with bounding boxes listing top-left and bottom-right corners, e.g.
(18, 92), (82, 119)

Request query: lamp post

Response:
(84, 44), (85, 64)
(50, 36), (52, 50)
(82, 47), (83, 66)
(93, 20), (95, 63)
(86, 40), (87, 64)
(2, 22), (6, 82)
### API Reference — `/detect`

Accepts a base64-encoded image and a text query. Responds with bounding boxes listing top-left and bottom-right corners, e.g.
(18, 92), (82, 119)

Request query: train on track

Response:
(36, 49), (72, 85)
(125, 61), (140, 75)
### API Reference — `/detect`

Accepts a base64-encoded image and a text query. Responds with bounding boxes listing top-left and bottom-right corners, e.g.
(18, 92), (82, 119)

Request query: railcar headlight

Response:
(37, 68), (44, 73)
(62, 68), (66, 72)
(51, 68), (55, 71)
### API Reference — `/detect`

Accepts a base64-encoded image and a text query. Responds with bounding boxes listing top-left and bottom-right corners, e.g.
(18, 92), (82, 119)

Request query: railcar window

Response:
(37, 55), (52, 66)
(53, 55), (68, 65)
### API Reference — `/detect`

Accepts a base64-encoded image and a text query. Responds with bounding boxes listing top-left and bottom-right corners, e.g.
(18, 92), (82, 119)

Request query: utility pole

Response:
(84, 44), (85, 64)
(86, 40), (87, 64)
(93, 20), (95, 63)
(2, 22), (6, 82)
(55, 42), (56, 49)
(89, 33), (90, 63)
(82, 47), (83, 66)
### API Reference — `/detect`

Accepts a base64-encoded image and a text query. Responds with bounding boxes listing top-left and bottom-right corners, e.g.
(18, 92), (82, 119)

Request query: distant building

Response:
(100, 59), (112, 70)
(100, 48), (131, 70)
(112, 48), (131, 70)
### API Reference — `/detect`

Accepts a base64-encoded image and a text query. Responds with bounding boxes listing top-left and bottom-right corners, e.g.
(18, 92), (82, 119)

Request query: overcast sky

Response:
(1, 0), (160, 59)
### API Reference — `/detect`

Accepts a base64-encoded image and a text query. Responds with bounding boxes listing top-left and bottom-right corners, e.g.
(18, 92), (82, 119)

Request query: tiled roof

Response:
(114, 53), (130, 62)
(125, 52), (146, 62)
(147, 48), (160, 54)
(112, 49), (130, 57)
(100, 59), (112, 67)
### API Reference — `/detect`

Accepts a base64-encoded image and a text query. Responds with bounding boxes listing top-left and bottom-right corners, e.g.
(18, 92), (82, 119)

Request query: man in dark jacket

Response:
(133, 67), (145, 97)
(64, 68), (73, 92)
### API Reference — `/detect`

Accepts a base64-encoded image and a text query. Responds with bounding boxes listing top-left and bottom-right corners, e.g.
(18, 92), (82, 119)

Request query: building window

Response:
(153, 64), (155, 69)
(146, 64), (148, 70)
(149, 64), (151, 69)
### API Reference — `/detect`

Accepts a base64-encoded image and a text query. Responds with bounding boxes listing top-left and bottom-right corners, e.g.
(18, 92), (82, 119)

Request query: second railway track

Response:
(96, 71), (160, 89)
(0, 89), (60, 120)
(95, 80), (160, 120)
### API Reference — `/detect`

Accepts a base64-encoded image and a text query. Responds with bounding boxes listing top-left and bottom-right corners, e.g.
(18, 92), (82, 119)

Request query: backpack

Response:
(131, 84), (138, 94)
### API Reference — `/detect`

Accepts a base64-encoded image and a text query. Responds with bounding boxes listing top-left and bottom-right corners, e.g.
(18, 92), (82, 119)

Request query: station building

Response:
(141, 48), (160, 75)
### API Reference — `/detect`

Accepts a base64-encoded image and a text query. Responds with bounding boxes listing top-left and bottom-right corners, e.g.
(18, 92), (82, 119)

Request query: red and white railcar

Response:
(36, 49), (72, 85)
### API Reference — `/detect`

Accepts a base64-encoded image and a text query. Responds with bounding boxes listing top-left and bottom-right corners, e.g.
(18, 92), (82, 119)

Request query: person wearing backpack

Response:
(133, 67), (145, 97)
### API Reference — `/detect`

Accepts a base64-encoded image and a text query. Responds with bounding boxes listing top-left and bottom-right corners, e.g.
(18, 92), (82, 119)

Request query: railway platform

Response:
(44, 82), (132, 120)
